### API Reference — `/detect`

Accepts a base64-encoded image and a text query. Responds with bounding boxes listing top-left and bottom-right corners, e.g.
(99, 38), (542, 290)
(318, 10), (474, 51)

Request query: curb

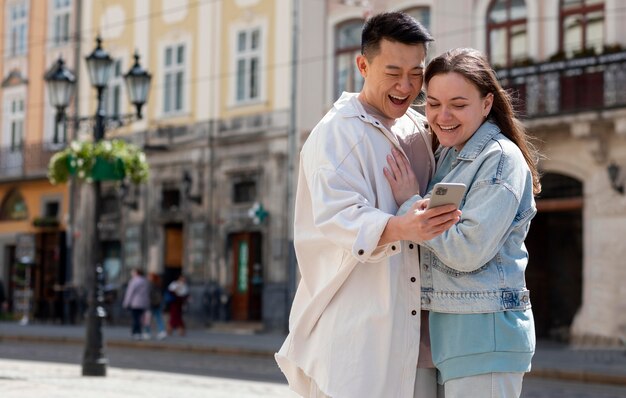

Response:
(528, 368), (626, 387)
(0, 334), (275, 358)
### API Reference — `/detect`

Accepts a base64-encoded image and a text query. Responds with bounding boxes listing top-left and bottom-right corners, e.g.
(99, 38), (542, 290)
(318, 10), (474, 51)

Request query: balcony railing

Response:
(0, 142), (62, 180)
(495, 51), (626, 118)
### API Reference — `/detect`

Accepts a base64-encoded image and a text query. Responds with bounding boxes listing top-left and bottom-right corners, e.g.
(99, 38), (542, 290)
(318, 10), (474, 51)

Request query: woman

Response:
(167, 274), (189, 336)
(385, 48), (541, 397)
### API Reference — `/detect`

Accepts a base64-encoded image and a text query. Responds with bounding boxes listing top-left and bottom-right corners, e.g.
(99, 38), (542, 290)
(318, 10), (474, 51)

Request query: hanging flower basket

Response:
(48, 139), (149, 184)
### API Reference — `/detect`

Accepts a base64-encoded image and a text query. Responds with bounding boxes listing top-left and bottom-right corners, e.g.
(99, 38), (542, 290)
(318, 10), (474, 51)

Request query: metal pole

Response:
(82, 85), (107, 376)
(64, 0), (82, 325)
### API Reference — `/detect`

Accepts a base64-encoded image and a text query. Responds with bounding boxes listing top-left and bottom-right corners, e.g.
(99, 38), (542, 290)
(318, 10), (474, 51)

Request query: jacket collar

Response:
(457, 121), (501, 161)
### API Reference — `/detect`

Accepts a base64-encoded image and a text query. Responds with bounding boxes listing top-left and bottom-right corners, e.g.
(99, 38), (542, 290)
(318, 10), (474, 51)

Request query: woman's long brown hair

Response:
(425, 48), (542, 195)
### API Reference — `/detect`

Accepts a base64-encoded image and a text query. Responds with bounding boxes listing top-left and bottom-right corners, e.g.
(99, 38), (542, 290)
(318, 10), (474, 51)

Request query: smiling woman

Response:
(425, 72), (493, 151)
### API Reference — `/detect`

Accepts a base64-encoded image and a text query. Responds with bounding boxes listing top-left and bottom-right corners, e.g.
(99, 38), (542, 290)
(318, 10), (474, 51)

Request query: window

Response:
(51, 113), (67, 145)
(0, 189), (28, 220)
(335, 20), (364, 100)
(487, 0), (527, 67)
(51, 0), (71, 46)
(7, 97), (25, 152)
(43, 200), (60, 218)
(233, 180), (256, 203)
(235, 28), (262, 103)
(7, 1), (28, 56)
(560, 0), (604, 57)
(161, 187), (181, 211)
(104, 59), (123, 118)
(163, 44), (185, 114)
(405, 7), (433, 62)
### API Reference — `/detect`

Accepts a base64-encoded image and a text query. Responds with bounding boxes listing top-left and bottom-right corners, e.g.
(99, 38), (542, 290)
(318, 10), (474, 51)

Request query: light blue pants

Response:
(443, 372), (524, 398)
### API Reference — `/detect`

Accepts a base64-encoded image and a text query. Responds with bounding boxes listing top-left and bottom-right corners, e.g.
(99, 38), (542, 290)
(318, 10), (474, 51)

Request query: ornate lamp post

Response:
(44, 37), (151, 377)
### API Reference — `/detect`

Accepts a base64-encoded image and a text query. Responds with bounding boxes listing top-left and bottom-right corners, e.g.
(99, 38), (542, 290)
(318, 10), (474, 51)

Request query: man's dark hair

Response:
(361, 12), (434, 59)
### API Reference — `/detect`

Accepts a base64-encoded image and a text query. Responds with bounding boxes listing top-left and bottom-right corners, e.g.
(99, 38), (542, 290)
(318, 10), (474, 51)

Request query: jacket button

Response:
(410, 277), (416, 283)
(391, 245), (396, 251)
(358, 249), (364, 255)
(409, 243), (414, 249)
(411, 310), (417, 316)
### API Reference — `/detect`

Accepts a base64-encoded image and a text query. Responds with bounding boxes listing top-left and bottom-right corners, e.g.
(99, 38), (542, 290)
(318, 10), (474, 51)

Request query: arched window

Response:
(335, 20), (364, 100)
(0, 189), (28, 220)
(404, 6), (433, 60)
(487, 0), (527, 67)
(560, 0), (604, 57)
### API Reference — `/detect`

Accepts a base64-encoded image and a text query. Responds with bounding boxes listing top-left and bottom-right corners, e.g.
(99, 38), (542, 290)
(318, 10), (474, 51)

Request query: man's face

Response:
(357, 39), (426, 120)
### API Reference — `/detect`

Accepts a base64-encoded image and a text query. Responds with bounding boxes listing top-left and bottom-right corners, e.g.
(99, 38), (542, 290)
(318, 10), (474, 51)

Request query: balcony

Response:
(0, 143), (60, 181)
(495, 51), (626, 119)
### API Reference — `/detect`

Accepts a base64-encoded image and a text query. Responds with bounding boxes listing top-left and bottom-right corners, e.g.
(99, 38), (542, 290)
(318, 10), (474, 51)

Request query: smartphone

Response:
(427, 182), (467, 209)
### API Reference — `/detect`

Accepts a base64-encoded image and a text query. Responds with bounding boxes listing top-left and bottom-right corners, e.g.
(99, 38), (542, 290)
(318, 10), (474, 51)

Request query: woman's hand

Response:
(383, 147), (419, 206)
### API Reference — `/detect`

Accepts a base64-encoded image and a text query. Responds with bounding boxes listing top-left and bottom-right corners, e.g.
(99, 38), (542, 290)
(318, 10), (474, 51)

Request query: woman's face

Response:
(425, 72), (493, 151)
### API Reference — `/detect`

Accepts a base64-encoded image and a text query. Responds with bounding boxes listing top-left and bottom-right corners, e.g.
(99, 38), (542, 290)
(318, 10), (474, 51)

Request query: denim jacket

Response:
(400, 121), (536, 313)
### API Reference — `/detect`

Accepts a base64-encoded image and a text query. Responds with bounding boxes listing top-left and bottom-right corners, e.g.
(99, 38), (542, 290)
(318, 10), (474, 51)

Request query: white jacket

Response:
(276, 93), (435, 397)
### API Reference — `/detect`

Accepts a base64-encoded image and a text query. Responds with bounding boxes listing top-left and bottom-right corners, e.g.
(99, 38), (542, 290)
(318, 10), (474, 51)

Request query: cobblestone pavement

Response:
(0, 358), (297, 398)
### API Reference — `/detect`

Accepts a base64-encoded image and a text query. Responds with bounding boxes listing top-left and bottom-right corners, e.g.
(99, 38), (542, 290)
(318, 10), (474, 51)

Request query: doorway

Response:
(525, 173), (583, 341)
(230, 232), (262, 322)
(163, 223), (184, 288)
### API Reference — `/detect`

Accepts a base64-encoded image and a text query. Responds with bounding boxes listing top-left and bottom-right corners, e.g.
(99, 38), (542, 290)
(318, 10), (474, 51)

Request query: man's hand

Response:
(383, 147), (418, 206)
(379, 200), (461, 245)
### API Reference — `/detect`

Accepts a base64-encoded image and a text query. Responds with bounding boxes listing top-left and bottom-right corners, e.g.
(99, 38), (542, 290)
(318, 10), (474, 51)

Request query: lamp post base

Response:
(81, 360), (107, 376)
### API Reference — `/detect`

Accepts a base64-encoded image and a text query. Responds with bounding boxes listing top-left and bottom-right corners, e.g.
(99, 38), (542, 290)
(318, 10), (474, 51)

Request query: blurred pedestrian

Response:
(122, 268), (150, 340)
(144, 272), (167, 340)
(167, 274), (189, 336)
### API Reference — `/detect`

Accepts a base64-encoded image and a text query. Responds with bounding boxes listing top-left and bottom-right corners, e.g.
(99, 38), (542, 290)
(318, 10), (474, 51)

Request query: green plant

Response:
(48, 139), (149, 185)
(603, 43), (623, 54)
(32, 216), (60, 228)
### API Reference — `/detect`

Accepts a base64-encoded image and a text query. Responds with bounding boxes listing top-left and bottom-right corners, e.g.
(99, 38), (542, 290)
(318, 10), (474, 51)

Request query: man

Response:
(275, 12), (460, 398)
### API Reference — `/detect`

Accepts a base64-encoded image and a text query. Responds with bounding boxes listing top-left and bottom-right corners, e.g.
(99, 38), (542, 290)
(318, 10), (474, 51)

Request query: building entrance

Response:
(230, 232), (262, 322)
(525, 173), (583, 341)
(163, 223), (184, 288)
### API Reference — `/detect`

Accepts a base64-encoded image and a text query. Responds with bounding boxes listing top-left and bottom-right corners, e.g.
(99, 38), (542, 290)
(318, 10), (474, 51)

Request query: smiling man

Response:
(275, 12), (461, 398)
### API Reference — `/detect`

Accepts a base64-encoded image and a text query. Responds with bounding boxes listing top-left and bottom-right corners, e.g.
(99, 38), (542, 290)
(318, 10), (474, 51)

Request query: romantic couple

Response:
(275, 11), (541, 398)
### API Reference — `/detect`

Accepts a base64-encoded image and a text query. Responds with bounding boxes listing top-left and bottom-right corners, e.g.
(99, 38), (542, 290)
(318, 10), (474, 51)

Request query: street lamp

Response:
(44, 37), (151, 377)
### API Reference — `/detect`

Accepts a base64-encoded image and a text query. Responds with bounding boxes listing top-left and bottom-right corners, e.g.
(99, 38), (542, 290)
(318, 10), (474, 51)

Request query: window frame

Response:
(234, 26), (263, 105)
(104, 58), (123, 118)
(6, 1), (29, 57)
(5, 95), (25, 152)
(162, 43), (186, 116)
(334, 19), (364, 100)
(559, 0), (604, 56)
(486, 0), (528, 67)
(50, 0), (71, 47)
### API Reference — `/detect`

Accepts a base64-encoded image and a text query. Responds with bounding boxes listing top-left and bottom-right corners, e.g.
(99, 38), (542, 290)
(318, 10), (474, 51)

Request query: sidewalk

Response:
(1, 320), (626, 386)
(0, 357), (296, 398)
